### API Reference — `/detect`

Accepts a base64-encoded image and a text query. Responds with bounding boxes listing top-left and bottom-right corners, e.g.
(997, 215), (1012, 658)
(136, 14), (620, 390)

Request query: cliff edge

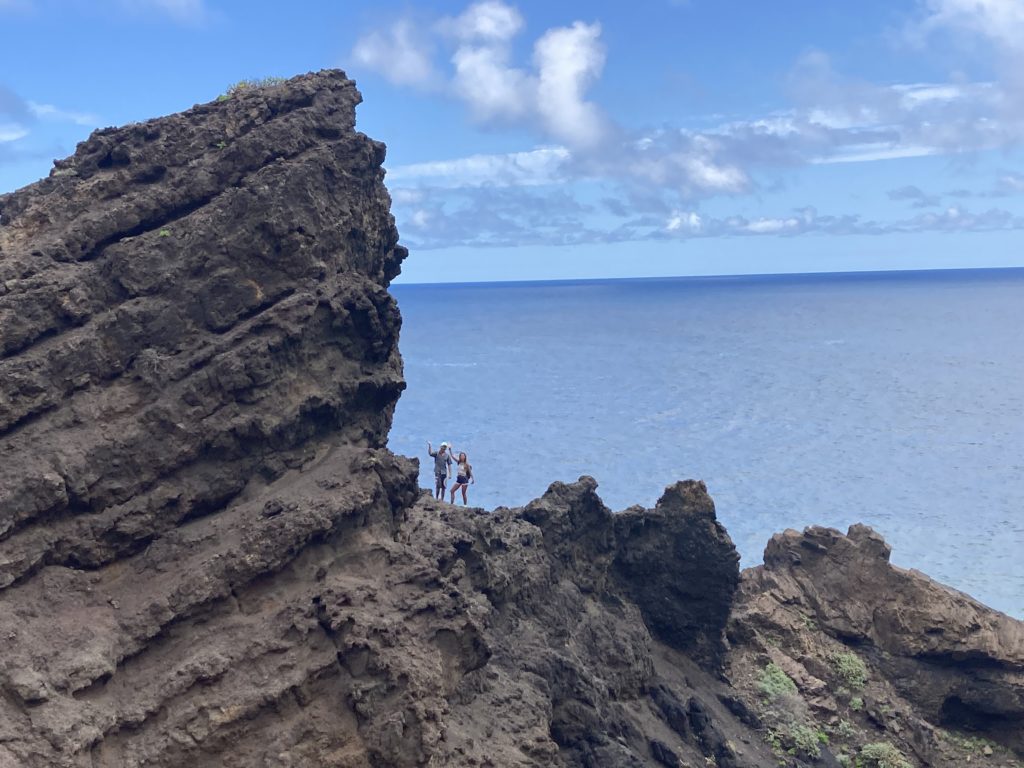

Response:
(0, 72), (1021, 768)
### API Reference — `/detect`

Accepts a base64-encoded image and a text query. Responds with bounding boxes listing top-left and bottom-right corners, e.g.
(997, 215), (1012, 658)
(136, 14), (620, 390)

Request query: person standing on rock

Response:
(427, 441), (453, 500)
(449, 452), (474, 505)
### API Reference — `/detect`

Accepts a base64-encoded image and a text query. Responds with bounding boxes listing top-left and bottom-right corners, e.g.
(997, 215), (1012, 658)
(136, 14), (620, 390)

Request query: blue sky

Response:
(1, 0), (1023, 282)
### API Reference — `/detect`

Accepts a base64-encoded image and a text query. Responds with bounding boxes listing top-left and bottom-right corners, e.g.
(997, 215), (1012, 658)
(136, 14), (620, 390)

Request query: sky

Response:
(1, 0), (1023, 282)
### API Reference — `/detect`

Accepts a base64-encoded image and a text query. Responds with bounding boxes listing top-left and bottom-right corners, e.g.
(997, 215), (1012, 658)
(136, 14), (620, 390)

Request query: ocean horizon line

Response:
(393, 264), (1024, 290)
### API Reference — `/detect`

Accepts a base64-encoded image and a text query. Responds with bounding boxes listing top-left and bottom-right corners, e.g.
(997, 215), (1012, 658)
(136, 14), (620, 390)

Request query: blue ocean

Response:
(389, 269), (1024, 618)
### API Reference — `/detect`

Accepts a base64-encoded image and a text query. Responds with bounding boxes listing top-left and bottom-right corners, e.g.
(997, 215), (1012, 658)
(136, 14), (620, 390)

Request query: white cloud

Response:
(744, 217), (801, 234)
(451, 44), (532, 121)
(667, 211), (702, 232)
(350, 1), (607, 148)
(0, 124), (29, 142)
(813, 144), (938, 164)
(443, 0), (523, 41)
(352, 18), (437, 87)
(915, 0), (1024, 121)
(389, 147), (571, 187)
(533, 21), (606, 148)
(995, 172), (1024, 194)
(393, 189), (1024, 249)
(390, 188), (425, 205)
(921, 0), (1024, 54)
(28, 102), (97, 126)
(358, 2), (1024, 250)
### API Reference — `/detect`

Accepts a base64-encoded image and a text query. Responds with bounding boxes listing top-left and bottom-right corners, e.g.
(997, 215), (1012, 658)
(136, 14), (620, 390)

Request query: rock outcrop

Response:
(0, 71), (414, 767)
(727, 525), (1024, 766)
(1, 71), (1021, 768)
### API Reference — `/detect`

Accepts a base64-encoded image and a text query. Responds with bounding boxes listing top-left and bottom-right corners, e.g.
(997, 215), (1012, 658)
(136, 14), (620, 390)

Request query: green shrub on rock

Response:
(832, 719), (856, 739)
(758, 662), (798, 698)
(830, 651), (869, 690)
(788, 724), (823, 759)
(856, 742), (911, 768)
(220, 77), (287, 99)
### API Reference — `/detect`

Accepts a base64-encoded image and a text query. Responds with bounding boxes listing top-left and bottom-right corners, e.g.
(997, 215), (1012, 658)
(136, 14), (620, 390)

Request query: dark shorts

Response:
(435, 473), (447, 485)
(455, 475), (469, 485)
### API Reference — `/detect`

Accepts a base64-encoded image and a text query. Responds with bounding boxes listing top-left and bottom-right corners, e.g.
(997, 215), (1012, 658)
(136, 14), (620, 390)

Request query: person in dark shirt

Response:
(427, 441), (452, 499)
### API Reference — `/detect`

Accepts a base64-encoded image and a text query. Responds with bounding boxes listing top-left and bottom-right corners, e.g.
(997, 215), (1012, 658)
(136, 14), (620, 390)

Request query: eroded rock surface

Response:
(0, 71), (414, 768)
(0, 70), (763, 768)
(727, 524), (1024, 766)
(1, 71), (1021, 768)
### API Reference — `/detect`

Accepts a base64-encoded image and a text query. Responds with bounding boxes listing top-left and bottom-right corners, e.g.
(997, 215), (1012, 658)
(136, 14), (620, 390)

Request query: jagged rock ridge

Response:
(1, 71), (1021, 768)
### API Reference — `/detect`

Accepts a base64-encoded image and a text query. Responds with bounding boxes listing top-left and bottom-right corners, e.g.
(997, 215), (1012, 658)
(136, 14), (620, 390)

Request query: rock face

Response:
(728, 525), (1024, 766)
(0, 71), (414, 767)
(361, 480), (765, 768)
(1, 72), (1021, 768)
(0, 71), (759, 768)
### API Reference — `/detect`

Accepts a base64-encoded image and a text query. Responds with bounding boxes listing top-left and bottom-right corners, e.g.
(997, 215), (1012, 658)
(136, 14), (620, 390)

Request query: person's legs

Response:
(460, 484), (468, 504)
(450, 482), (463, 503)
(435, 475), (444, 499)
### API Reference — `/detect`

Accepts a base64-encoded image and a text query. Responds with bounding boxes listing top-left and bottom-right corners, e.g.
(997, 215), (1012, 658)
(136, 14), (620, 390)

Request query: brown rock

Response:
(738, 523), (1024, 755)
(2, 69), (1020, 768)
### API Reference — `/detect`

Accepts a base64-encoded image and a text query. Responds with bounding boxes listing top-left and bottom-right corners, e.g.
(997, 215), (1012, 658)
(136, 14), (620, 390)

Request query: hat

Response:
(440, 441), (449, 448)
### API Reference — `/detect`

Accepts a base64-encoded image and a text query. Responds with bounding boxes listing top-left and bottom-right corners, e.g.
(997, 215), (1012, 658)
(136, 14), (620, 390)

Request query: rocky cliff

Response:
(0, 72), (1021, 768)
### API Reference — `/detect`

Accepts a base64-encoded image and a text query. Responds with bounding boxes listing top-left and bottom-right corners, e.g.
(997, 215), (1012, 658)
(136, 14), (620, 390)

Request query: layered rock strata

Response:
(727, 525), (1024, 765)
(1, 72), (1021, 768)
(0, 71), (412, 767)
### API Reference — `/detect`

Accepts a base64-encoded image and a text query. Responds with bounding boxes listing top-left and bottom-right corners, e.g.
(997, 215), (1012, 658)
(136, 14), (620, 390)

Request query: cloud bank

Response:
(353, 1), (607, 148)
(353, 1), (1024, 250)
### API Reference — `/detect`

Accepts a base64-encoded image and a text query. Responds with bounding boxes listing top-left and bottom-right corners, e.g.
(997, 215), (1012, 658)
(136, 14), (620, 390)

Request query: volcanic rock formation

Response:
(728, 525), (1024, 764)
(1, 71), (1021, 768)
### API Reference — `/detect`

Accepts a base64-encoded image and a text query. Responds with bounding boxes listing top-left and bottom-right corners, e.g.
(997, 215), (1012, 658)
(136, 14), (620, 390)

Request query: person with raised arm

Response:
(427, 440), (452, 500)
(449, 451), (474, 505)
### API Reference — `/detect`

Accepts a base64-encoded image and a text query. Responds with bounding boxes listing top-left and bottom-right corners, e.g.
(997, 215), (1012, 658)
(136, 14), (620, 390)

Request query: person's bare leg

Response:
(461, 485), (468, 504)
(450, 486), (456, 503)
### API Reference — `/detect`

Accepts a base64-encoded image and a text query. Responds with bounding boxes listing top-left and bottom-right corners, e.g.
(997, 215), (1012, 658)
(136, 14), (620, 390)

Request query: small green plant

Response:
(832, 718), (856, 739)
(223, 76), (286, 98)
(856, 742), (911, 768)
(830, 651), (869, 690)
(215, 140), (227, 149)
(837, 754), (852, 768)
(941, 730), (999, 755)
(800, 612), (818, 630)
(158, 229), (171, 238)
(704, 757), (717, 767)
(758, 663), (798, 699)
(849, 696), (864, 711)
(788, 724), (823, 759)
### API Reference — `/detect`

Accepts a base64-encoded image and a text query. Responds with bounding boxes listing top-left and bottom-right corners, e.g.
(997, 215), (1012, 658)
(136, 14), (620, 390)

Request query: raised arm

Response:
(427, 441), (437, 457)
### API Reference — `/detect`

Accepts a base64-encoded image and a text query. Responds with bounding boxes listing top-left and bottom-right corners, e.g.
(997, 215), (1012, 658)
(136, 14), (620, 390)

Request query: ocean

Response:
(389, 268), (1024, 618)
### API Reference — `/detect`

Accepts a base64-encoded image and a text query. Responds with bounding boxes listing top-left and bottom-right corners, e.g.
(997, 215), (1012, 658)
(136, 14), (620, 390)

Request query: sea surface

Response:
(389, 268), (1024, 618)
